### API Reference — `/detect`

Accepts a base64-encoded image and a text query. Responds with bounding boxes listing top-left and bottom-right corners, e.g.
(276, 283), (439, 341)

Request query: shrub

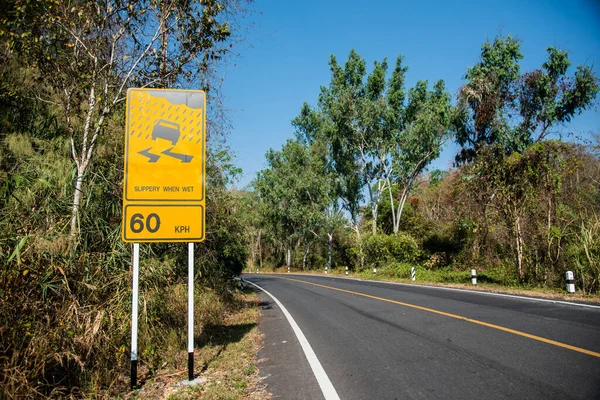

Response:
(363, 233), (420, 268)
(565, 215), (600, 294)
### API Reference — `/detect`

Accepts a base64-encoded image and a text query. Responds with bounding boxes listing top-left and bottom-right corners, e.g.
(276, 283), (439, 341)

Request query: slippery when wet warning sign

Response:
(122, 89), (205, 242)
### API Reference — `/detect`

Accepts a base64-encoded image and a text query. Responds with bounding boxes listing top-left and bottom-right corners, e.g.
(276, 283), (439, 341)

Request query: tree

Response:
(295, 51), (398, 236)
(454, 36), (599, 281)
(388, 79), (453, 233)
(455, 35), (599, 164)
(294, 106), (353, 270)
(295, 50), (453, 238)
(253, 139), (329, 270)
(2, 0), (247, 244)
(238, 189), (266, 268)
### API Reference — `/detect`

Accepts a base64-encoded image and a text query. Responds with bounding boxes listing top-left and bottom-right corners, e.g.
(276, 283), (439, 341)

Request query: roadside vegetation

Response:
(0, 0), (259, 398)
(243, 37), (600, 298)
(132, 289), (269, 400)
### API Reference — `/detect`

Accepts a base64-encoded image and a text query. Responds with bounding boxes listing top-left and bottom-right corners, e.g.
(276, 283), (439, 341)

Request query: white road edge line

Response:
(246, 280), (341, 400)
(273, 273), (600, 310)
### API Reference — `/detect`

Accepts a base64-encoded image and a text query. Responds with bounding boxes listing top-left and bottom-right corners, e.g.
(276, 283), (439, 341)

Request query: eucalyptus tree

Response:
(293, 117), (349, 270)
(388, 79), (453, 233)
(295, 50), (453, 237)
(254, 139), (329, 270)
(2, 0), (249, 244)
(253, 161), (290, 266)
(294, 50), (401, 238)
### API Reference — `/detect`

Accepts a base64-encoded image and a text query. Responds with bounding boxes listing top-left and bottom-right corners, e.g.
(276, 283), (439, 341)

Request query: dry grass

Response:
(128, 290), (271, 400)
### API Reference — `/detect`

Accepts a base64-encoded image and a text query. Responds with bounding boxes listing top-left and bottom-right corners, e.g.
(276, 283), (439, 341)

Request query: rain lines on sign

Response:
(121, 88), (206, 242)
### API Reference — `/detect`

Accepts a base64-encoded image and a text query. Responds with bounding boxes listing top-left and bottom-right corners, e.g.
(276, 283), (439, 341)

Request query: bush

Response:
(0, 134), (250, 396)
(362, 233), (420, 268)
(565, 216), (600, 294)
(378, 262), (415, 279)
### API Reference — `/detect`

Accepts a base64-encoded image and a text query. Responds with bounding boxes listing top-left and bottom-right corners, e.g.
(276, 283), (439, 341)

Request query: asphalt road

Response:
(244, 274), (600, 400)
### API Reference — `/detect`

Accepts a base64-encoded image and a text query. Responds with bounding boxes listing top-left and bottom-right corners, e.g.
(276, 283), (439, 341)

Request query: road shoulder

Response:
(254, 288), (324, 400)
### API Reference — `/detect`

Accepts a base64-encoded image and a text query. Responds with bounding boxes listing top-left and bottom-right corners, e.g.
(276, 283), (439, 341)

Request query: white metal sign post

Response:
(129, 243), (196, 388)
(188, 243), (195, 381)
(130, 243), (140, 389)
(122, 89), (206, 390)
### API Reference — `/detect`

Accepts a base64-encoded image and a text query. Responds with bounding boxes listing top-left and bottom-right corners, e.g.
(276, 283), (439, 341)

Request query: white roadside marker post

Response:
(566, 271), (575, 293)
(256, 268), (258, 274)
(325, 266), (328, 274)
(471, 269), (477, 285)
(130, 243), (140, 390)
(188, 243), (195, 381)
(411, 267), (416, 281)
(345, 266), (349, 276)
(288, 266), (290, 273)
(373, 268), (376, 276)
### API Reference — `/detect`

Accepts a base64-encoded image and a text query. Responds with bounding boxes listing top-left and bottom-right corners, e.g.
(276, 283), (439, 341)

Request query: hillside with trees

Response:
(1, 0), (253, 397)
(243, 37), (600, 294)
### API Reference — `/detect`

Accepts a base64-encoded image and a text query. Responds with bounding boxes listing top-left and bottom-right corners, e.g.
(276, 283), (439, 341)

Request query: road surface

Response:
(245, 273), (600, 400)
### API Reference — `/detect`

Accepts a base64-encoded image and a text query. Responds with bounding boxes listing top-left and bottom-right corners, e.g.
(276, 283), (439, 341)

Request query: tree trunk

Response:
(515, 214), (525, 281)
(250, 234), (257, 266)
(546, 196), (559, 265)
(387, 177), (396, 231)
(393, 186), (410, 234)
(366, 179), (379, 235)
(159, 4), (169, 86)
(354, 224), (364, 270)
(302, 241), (309, 271)
(327, 231), (333, 271)
(258, 231), (263, 268)
(69, 166), (86, 244)
(372, 204), (378, 235)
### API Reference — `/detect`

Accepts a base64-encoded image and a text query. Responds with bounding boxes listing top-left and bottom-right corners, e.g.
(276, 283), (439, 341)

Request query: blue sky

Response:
(221, 0), (600, 188)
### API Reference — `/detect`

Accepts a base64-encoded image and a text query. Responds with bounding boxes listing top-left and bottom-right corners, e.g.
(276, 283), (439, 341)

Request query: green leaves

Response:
(254, 139), (330, 247)
(543, 47), (571, 79)
(466, 35), (523, 94)
(294, 50), (453, 234)
(456, 35), (599, 164)
(367, 59), (388, 101)
(556, 65), (599, 123)
(7, 234), (28, 266)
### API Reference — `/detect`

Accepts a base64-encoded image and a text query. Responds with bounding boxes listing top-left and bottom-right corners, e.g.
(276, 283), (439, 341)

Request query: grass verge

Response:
(128, 288), (271, 400)
(251, 266), (600, 304)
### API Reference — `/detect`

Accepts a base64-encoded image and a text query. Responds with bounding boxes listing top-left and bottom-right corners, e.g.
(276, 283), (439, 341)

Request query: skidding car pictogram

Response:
(138, 120), (193, 163)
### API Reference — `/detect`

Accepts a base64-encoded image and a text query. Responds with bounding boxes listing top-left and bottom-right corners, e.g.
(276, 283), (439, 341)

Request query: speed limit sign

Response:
(121, 89), (206, 242)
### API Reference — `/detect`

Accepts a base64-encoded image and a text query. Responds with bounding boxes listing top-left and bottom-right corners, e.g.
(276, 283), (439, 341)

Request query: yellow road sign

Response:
(122, 89), (206, 242)
(122, 204), (204, 242)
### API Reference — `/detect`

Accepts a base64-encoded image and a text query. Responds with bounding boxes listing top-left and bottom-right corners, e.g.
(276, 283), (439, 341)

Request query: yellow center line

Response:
(278, 276), (600, 359)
